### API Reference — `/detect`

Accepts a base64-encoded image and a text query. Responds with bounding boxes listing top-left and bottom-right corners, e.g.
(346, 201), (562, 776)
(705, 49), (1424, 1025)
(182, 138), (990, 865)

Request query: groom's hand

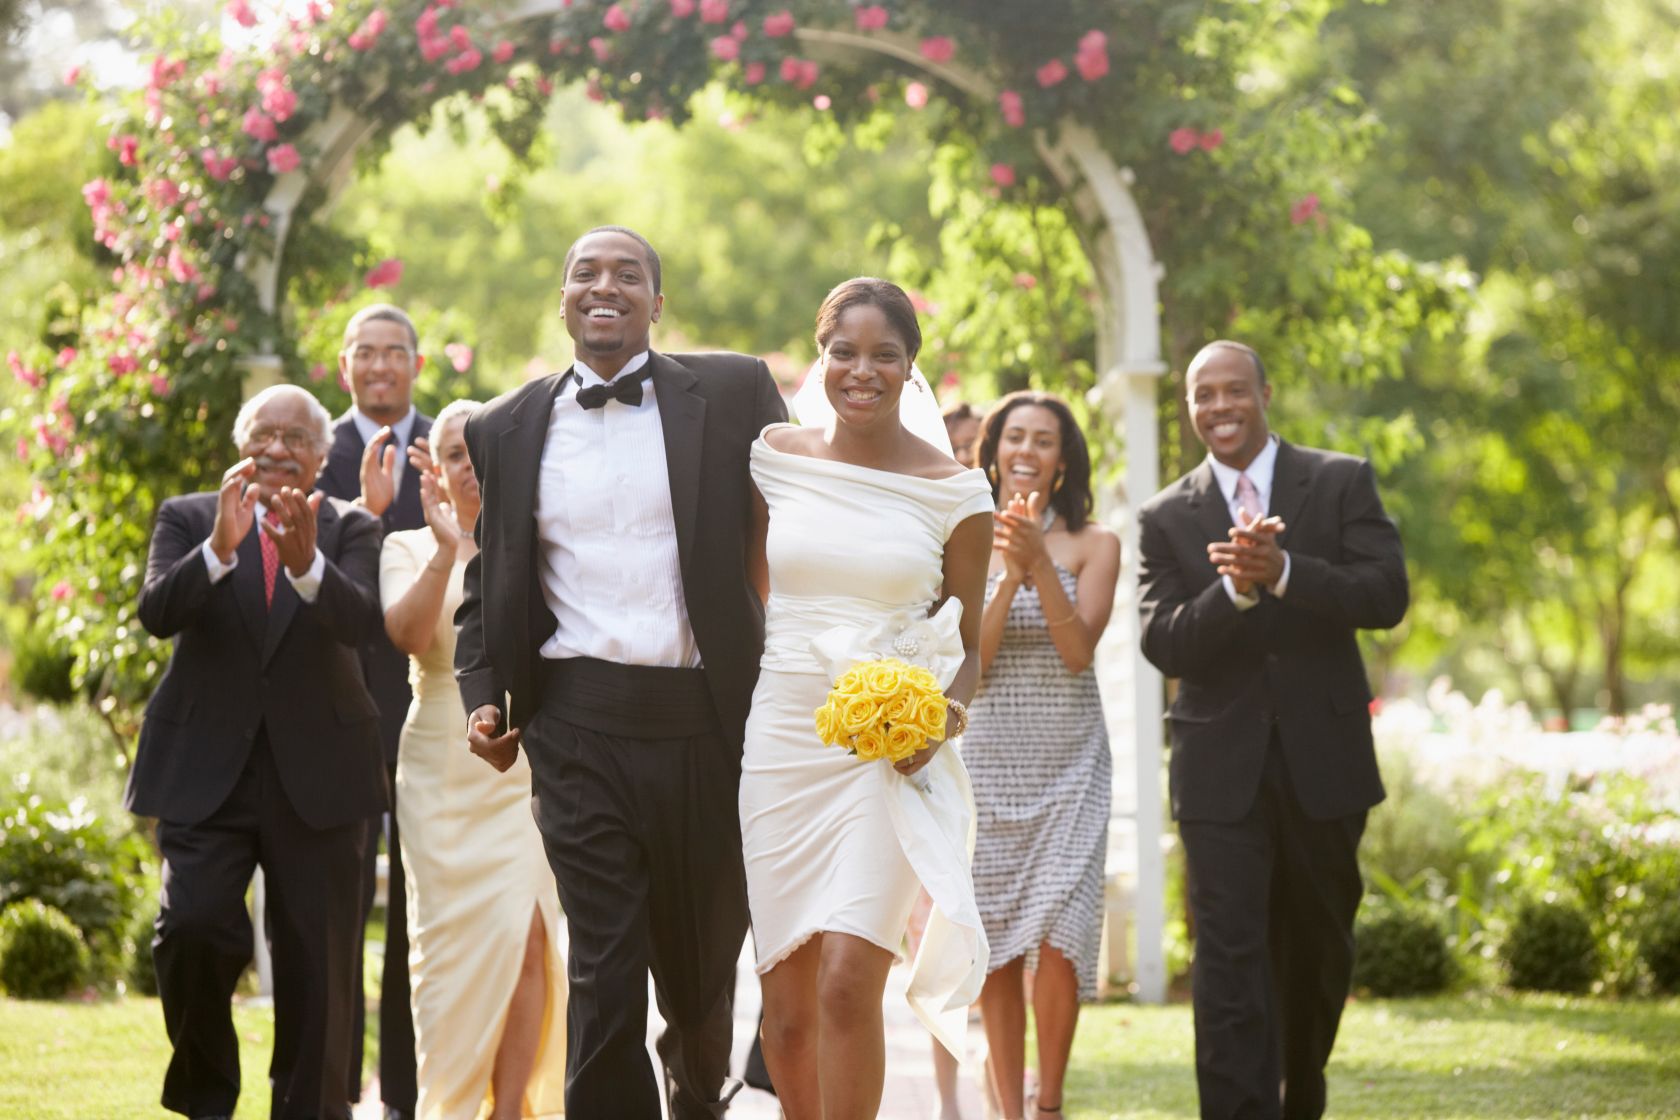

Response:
(467, 704), (521, 772)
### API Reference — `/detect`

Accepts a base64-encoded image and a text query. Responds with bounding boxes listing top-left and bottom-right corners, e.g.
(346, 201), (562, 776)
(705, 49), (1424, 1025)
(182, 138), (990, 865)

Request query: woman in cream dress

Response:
(742, 278), (994, 1119)
(380, 400), (566, 1120)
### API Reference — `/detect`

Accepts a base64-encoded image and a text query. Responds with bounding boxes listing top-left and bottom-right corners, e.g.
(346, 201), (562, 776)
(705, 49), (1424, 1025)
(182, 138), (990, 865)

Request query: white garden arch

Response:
(241, 14), (1170, 1003)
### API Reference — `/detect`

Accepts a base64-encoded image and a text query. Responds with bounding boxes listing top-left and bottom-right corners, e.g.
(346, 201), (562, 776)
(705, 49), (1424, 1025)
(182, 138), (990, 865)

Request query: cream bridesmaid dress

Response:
(381, 529), (567, 1120)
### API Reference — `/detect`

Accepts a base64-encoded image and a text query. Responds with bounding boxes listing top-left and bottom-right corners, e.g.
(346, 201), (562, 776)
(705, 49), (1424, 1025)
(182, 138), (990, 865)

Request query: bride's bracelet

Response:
(944, 697), (969, 739)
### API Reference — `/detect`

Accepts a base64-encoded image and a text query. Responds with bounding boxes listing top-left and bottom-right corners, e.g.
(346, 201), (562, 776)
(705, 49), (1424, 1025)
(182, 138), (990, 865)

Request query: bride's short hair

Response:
(814, 277), (922, 364)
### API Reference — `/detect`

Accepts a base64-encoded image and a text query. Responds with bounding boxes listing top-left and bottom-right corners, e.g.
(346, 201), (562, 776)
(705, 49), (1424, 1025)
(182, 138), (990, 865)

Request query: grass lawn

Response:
(2, 992), (1675, 1117)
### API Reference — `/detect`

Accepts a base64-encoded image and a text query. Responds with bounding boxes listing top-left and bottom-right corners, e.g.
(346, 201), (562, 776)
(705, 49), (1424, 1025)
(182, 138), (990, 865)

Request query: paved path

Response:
(357, 936), (992, 1118)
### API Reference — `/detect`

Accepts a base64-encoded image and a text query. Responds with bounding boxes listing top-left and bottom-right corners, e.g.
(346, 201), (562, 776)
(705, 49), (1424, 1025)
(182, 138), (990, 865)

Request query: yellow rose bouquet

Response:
(813, 657), (947, 763)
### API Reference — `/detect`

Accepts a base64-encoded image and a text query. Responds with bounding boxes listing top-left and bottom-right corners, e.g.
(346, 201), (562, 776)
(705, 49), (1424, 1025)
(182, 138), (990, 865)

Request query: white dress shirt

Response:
(535, 353), (701, 667)
(1207, 434), (1291, 610)
(351, 404), (417, 503)
(199, 501), (325, 602)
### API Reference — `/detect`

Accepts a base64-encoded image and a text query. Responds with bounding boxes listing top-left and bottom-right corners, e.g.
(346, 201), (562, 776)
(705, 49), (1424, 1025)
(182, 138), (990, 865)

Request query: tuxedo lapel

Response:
(260, 501), (340, 667)
(651, 353), (704, 570)
(496, 373), (563, 582)
(1185, 460), (1233, 545)
(233, 518), (266, 652)
(1269, 441), (1314, 548)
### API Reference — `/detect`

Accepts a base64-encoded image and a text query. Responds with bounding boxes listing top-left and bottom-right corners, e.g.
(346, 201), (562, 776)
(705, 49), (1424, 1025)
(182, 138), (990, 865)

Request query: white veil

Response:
(791, 359), (955, 457)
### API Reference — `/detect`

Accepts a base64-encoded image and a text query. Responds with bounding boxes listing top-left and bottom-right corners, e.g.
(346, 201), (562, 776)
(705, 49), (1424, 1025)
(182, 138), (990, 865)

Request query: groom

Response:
(454, 226), (786, 1117)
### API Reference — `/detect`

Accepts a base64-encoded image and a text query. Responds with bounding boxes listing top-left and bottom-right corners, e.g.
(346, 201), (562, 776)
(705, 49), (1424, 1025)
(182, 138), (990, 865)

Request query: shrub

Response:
(0, 794), (151, 988)
(125, 906), (159, 997)
(1354, 901), (1454, 997)
(1501, 899), (1601, 993)
(0, 899), (90, 998)
(1638, 896), (1680, 994)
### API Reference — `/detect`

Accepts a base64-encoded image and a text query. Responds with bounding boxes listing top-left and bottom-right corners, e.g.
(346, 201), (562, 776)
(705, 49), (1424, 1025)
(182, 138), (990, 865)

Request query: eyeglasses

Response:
(347, 345), (415, 366)
(246, 426), (318, 452)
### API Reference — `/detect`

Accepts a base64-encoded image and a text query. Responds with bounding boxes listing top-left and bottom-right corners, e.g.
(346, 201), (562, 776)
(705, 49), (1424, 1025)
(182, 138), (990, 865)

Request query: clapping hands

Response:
(994, 490), (1049, 584)
(1208, 510), (1286, 595)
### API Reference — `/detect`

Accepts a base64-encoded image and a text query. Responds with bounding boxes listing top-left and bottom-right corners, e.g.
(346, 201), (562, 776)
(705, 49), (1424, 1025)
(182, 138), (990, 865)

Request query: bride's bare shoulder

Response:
(904, 434), (970, 480)
(762, 423), (819, 455)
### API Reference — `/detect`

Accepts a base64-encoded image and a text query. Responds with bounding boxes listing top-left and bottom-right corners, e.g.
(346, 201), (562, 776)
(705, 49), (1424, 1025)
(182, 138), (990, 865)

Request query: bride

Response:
(741, 277), (993, 1117)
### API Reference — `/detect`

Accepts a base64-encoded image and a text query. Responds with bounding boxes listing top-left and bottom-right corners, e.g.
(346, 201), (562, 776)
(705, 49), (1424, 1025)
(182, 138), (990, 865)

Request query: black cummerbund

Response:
(539, 656), (720, 739)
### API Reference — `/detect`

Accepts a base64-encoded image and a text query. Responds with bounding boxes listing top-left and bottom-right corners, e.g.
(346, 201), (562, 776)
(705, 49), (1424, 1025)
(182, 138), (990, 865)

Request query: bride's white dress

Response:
(740, 425), (994, 1052)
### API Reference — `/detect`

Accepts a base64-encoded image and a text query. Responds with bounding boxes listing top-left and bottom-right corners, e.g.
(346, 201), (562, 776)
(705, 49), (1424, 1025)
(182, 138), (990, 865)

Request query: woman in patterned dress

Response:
(965, 392), (1121, 1120)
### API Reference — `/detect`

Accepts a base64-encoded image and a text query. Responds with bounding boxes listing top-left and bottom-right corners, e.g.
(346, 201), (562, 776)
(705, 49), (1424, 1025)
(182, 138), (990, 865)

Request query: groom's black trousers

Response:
(1178, 734), (1366, 1120)
(527, 657), (749, 1119)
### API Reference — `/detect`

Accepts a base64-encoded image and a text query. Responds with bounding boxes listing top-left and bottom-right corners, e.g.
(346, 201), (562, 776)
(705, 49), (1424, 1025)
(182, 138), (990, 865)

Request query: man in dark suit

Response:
(130, 384), (386, 1120)
(455, 226), (786, 1118)
(313, 303), (432, 1119)
(1137, 341), (1408, 1120)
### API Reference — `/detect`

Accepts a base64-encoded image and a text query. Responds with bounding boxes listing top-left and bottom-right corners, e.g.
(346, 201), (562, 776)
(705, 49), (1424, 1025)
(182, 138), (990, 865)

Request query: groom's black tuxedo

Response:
(1138, 439), (1406, 1120)
(456, 351), (785, 743)
(455, 350), (785, 1119)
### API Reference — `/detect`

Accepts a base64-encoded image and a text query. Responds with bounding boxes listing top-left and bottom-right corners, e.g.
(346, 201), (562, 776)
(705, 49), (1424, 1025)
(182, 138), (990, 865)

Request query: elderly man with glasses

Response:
(128, 383), (386, 1120)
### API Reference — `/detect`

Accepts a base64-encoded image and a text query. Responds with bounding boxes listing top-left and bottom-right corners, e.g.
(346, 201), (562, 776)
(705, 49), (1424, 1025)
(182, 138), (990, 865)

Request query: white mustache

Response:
(254, 456), (300, 474)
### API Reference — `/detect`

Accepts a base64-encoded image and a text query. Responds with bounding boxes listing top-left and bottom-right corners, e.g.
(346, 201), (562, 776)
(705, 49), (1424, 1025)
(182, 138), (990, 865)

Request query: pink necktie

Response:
(1235, 473), (1262, 524)
(260, 510), (280, 609)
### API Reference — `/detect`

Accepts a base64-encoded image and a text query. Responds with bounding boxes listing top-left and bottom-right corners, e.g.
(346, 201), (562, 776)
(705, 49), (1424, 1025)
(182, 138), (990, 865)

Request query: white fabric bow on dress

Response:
(809, 597), (990, 1060)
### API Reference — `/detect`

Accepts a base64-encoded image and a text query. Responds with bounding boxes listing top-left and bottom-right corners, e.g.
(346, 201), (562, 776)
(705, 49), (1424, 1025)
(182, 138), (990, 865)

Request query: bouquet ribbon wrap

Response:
(809, 597), (990, 1060)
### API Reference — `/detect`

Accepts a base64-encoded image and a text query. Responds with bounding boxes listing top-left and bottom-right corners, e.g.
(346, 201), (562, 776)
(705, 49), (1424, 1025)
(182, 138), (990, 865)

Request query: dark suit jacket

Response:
(126, 491), (388, 830)
(454, 351), (787, 746)
(315, 410), (434, 764)
(1137, 440), (1408, 824)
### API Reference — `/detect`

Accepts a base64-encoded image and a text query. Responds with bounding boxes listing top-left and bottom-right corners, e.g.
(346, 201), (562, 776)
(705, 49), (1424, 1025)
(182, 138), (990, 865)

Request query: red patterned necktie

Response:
(1235, 472), (1262, 524)
(260, 509), (281, 609)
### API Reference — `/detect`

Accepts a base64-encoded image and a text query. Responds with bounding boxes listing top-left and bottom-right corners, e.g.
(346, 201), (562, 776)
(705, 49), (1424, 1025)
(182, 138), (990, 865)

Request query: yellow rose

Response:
(830, 669), (867, 699)
(913, 695), (948, 739)
(840, 694), (879, 736)
(885, 723), (925, 762)
(879, 689), (917, 725)
(905, 666), (940, 694)
(862, 660), (906, 699)
(813, 702), (841, 745)
(852, 726), (889, 761)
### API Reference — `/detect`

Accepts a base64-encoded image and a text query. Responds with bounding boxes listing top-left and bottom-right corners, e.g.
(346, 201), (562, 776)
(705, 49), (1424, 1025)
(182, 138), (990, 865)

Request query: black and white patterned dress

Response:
(965, 564), (1112, 1000)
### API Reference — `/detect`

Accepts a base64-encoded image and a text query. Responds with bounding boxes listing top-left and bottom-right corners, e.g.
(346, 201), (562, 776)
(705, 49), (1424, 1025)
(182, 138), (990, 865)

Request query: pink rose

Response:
(263, 84), (298, 122)
(1036, 58), (1068, 87)
(998, 89), (1024, 127)
(50, 580), (73, 602)
(990, 163), (1016, 188)
(1199, 128), (1224, 152)
(854, 5), (888, 30)
(763, 10), (794, 37)
(201, 150), (240, 181)
(743, 61), (765, 85)
(919, 36), (955, 63)
(56, 347), (77, 368)
(1290, 193), (1321, 226)
(417, 7), (440, 38)
(699, 0), (728, 24)
(709, 35), (739, 61)
(1013, 272), (1038, 290)
(589, 37), (611, 62)
(81, 178), (111, 208)
(492, 39), (515, 63)
(167, 245), (199, 283)
(226, 0), (257, 29)
(603, 4), (631, 32)
(364, 258), (404, 288)
(731, 20), (747, 39)
(777, 57), (818, 89)
(62, 65), (82, 86)
(444, 343), (474, 372)
(7, 351), (42, 389)
(671, 0), (696, 15)
(813, 94), (831, 111)
(1168, 127), (1199, 155)
(904, 81), (928, 110)
(1075, 29), (1108, 81)
(150, 374), (171, 397)
(421, 35), (450, 62)
(242, 108), (279, 142)
(266, 143), (301, 174)
(445, 48), (482, 73)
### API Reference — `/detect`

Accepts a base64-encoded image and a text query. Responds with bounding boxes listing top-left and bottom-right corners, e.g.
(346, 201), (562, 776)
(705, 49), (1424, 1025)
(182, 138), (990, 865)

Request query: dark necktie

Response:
(575, 366), (653, 409)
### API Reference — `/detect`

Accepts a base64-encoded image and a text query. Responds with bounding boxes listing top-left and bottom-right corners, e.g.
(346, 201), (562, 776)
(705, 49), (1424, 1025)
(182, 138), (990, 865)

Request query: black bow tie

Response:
(575, 366), (653, 409)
